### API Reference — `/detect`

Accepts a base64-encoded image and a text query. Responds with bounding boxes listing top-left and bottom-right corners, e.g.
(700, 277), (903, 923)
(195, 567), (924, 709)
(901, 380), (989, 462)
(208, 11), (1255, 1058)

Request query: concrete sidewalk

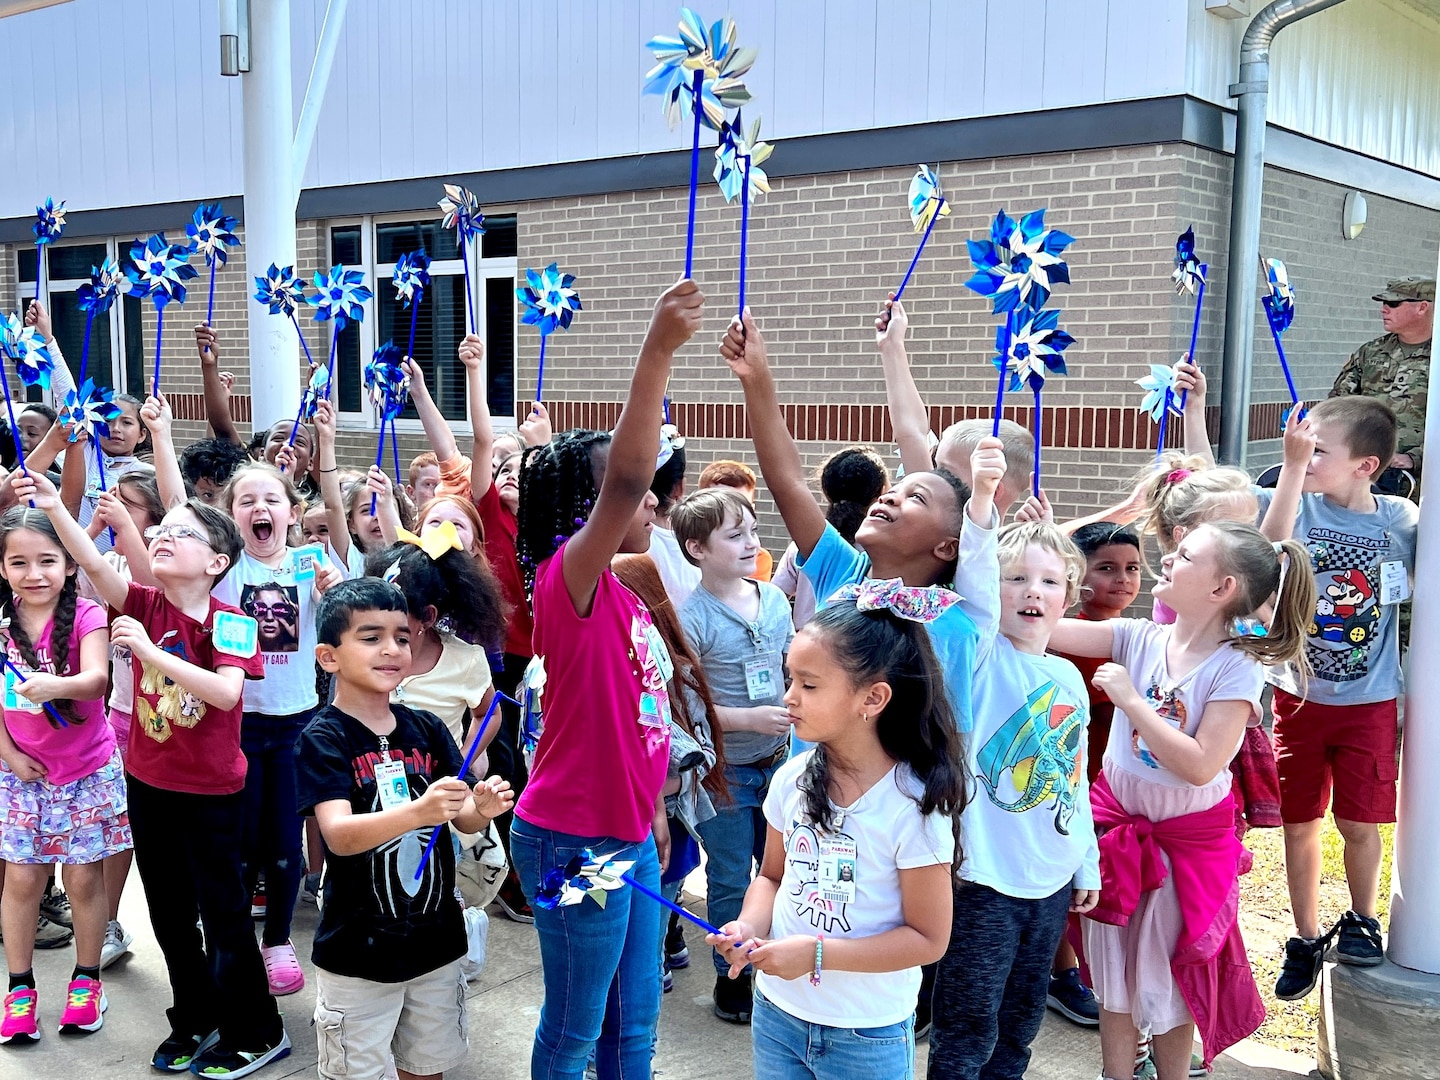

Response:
(15, 885), (1322, 1079)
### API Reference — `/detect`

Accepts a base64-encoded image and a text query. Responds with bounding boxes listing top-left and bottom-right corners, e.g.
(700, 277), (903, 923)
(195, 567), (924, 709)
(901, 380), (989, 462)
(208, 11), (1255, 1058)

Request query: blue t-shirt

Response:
(796, 523), (980, 733)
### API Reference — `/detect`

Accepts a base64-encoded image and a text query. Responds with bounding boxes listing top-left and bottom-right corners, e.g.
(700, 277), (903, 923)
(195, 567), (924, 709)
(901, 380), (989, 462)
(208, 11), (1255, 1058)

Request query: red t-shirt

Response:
(476, 483), (533, 658)
(1051, 610), (1114, 785)
(122, 584), (264, 795)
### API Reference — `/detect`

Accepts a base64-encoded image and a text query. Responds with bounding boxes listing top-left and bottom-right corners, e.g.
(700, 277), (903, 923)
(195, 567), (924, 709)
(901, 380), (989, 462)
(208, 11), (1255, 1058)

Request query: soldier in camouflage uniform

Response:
(1330, 276), (1434, 500)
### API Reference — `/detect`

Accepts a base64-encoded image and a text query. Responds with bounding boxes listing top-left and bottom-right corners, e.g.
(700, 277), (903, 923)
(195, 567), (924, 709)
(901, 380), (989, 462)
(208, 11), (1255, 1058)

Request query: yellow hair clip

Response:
(396, 520), (462, 560)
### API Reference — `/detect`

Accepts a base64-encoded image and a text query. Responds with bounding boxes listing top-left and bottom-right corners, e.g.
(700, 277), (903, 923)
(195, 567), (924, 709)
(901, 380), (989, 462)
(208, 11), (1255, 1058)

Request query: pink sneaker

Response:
(261, 940), (305, 996)
(1, 986), (39, 1044)
(58, 977), (106, 1035)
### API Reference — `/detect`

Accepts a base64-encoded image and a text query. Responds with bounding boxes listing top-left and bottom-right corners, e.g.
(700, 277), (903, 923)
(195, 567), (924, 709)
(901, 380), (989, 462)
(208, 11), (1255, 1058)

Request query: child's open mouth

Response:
(252, 520), (274, 543)
(867, 507), (894, 523)
(1016, 606), (1044, 621)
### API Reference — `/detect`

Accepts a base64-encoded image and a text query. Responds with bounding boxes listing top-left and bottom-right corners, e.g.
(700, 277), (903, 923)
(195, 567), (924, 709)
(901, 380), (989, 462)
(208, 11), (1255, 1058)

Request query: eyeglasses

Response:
(144, 524), (211, 545)
(248, 603), (295, 620)
(1382, 299), (1423, 309)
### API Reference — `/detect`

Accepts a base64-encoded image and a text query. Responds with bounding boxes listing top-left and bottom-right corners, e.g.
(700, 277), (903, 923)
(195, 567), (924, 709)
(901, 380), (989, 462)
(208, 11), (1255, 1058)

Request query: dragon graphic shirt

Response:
(758, 753), (954, 1029)
(296, 703), (467, 983)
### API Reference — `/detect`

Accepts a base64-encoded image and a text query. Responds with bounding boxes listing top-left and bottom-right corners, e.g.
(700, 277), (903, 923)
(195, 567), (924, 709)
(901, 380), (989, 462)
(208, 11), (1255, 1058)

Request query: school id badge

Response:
(289, 544), (323, 583)
(817, 835), (857, 905)
(3, 663), (43, 713)
(374, 759), (411, 811)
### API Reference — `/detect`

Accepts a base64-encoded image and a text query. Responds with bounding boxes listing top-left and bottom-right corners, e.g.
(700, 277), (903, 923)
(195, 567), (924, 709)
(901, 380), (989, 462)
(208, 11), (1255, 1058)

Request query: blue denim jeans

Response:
(510, 815), (663, 1080)
(695, 758), (781, 976)
(752, 984), (915, 1080)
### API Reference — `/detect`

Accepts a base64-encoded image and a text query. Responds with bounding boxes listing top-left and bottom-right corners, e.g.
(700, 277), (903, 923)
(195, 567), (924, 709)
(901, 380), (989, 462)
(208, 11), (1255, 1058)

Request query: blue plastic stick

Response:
(893, 199), (944, 305)
(1155, 388), (1171, 461)
(369, 412), (387, 517)
(151, 307), (165, 398)
(1178, 264), (1207, 412)
(991, 313), (1013, 438)
(535, 334), (548, 404)
(78, 309), (95, 387)
(0, 358), (33, 507)
(459, 229), (476, 336)
(390, 417), (402, 488)
(0, 654), (67, 728)
(206, 260), (218, 327)
(620, 871), (723, 936)
(1269, 323), (1300, 406)
(413, 692), (520, 880)
(683, 68), (704, 279)
(324, 324), (340, 401)
(1032, 384), (1042, 498)
(737, 156), (752, 318)
(95, 438), (115, 548)
(282, 315), (319, 462)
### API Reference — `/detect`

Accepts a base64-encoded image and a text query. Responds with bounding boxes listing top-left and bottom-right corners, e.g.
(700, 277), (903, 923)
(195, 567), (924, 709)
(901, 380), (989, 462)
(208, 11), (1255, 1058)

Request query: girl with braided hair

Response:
(0, 506), (122, 1043)
(509, 278), (704, 1080)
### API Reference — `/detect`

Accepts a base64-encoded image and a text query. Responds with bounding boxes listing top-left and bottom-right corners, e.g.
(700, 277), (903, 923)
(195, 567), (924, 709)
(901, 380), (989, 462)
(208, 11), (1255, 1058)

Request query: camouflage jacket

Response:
(1330, 333), (1431, 473)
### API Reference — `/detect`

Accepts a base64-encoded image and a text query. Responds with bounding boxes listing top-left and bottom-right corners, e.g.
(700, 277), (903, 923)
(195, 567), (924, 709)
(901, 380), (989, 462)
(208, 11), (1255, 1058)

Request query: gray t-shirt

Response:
(680, 580), (794, 765)
(1255, 487), (1418, 704)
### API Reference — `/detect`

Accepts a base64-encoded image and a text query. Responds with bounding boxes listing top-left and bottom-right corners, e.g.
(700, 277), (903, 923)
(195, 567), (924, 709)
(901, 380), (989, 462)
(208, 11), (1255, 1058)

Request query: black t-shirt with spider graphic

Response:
(296, 703), (466, 982)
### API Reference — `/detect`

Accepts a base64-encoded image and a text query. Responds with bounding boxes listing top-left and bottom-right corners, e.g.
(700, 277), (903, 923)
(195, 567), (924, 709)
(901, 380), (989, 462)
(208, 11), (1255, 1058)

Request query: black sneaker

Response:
(713, 971), (752, 1024)
(1047, 966), (1100, 1026)
(914, 992), (932, 1041)
(1275, 935), (1325, 1000)
(39, 885), (73, 928)
(665, 915), (689, 969)
(495, 870), (534, 925)
(1336, 910), (1384, 967)
(152, 1029), (218, 1072)
(192, 1030), (292, 1079)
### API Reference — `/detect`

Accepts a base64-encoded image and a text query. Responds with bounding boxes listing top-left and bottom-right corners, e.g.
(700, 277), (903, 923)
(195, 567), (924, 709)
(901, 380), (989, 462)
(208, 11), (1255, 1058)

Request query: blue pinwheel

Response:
(1136, 363), (1185, 459)
(1172, 227), (1209, 413)
(518, 264), (582, 403)
(993, 305), (1076, 499)
(1, 312), (54, 390)
(439, 185), (484, 335)
(965, 208), (1074, 314)
(282, 364), (329, 473)
(714, 112), (774, 319)
(254, 263), (311, 318)
(531, 846), (727, 936)
(363, 341), (410, 514)
(393, 250), (432, 363)
(125, 233), (197, 397)
(188, 202), (240, 325)
(75, 258), (125, 385)
(31, 197), (66, 309)
(309, 265), (373, 401)
(1261, 256), (1300, 416)
(891, 164), (952, 307)
(60, 379), (125, 543)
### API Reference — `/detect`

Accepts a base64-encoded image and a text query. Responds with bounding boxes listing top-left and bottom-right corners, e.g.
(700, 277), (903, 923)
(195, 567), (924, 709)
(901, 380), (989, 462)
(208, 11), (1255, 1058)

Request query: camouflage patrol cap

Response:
(1372, 277), (1436, 303)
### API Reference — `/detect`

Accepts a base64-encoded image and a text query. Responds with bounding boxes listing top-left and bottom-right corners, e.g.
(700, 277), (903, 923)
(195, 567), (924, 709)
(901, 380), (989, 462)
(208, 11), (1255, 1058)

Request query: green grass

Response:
(1240, 818), (1396, 1055)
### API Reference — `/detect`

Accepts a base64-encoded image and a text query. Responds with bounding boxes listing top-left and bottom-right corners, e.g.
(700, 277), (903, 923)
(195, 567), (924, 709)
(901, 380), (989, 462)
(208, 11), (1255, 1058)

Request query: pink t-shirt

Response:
(515, 541), (671, 843)
(3, 597), (112, 785)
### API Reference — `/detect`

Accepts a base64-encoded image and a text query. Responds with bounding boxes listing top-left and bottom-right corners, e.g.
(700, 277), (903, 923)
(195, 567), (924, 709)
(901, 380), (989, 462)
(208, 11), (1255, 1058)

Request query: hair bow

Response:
(396, 521), (462, 560)
(1166, 468), (1192, 484)
(833, 577), (959, 624)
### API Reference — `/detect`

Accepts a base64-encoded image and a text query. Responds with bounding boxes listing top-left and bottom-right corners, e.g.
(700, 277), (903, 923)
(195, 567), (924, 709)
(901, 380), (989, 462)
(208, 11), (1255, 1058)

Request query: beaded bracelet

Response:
(809, 933), (824, 987)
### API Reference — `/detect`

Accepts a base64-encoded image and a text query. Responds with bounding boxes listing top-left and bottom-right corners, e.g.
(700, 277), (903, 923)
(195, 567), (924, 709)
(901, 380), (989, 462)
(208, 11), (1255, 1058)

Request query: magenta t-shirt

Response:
(4, 597), (112, 785)
(515, 541), (671, 843)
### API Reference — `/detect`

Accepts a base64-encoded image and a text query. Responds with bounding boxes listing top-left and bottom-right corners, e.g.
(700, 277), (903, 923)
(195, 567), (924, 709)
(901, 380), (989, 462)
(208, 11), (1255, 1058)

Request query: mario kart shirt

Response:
(1255, 488), (1417, 704)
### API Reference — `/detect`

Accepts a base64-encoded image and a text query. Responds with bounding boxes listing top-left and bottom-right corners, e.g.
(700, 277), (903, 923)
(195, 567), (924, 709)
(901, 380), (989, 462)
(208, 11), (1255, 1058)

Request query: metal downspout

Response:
(1217, 0), (1348, 466)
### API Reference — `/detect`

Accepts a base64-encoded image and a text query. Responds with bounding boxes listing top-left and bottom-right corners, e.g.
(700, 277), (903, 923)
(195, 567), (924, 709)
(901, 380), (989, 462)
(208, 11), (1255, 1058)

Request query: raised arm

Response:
(94, 490), (158, 589)
(195, 325), (242, 445)
(23, 301), (76, 412)
(876, 298), (934, 476)
(310, 399), (354, 569)
(404, 358), (459, 464)
(141, 394), (187, 509)
(1260, 406), (1312, 543)
(12, 471), (129, 609)
(460, 335), (495, 501)
(1173, 358), (1216, 469)
(57, 426), (88, 520)
(720, 310), (827, 559)
(563, 279), (704, 614)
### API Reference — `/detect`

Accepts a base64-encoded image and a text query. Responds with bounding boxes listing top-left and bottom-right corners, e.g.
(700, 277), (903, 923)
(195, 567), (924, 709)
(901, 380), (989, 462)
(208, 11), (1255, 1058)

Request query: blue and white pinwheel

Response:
(531, 847), (725, 935)
(910, 165), (950, 234)
(965, 208), (1075, 314)
(59, 380), (122, 443)
(439, 185), (484, 334)
(125, 233), (197, 310)
(994, 306), (1075, 393)
(1, 312), (53, 389)
(1136, 364), (1183, 423)
(77, 258), (125, 316)
(1262, 257), (1295, 335)
(308, 266), (372, 330)
(713, 113), (772, 204)
(644, 8), (756, 131)
(254, 263), (311, 317)
(518, 264), (582, 337)
(364, 342), (410, 422)
(393, 251), (431, 307)
(187, 203), (239, 268)
(1173, 227), (1205, 297)
(32, 198), (65, 246)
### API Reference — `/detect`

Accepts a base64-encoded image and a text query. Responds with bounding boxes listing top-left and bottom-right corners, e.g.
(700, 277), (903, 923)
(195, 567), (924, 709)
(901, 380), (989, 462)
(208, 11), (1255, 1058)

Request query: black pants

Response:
(239, 709), (310, 947)
(927, 881), (1071, 1080)
(488, 651), (530, 852)
(128, 775), (283, 1049)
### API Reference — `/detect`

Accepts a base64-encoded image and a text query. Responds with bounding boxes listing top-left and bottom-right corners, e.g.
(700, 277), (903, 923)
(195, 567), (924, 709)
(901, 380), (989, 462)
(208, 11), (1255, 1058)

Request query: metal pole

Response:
(242, 0), (299, 436)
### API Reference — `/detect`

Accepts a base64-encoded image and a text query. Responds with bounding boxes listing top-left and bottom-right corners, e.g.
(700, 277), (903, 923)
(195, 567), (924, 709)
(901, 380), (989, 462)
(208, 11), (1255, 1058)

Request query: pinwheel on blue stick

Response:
(965, 208), (1074, 315)
(125, 233), (197, 397)
(60, 379), (123, 543)
(887, 165), (951, 317)
(1172, 227), (1209, 412)
(393, 250), (432, 365)
(0, 313), (53, 499)
(532, 846), (733, 939)
(1136, 363), (1184, 460)
(990, 305), (1077, 497)
(644, 8), (756, 279)
(714, 111), (773, 319)
(282, 364), (328, 470)
(518, 264), (582, 404)
(1261, 256), (1301, 423)
(308, 265), (373, 402)
(32, 198), (66, 311)
(76, 258), (125, 386)
(364, 342), (409, 515)
(439, 186), (483, 335)
(188, 202), (240, 327)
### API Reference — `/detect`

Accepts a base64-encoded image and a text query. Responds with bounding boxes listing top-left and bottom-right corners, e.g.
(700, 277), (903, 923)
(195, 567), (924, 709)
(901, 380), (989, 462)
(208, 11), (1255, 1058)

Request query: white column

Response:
(241, 0), (298, 435)
(1389, 237), (1440, 974)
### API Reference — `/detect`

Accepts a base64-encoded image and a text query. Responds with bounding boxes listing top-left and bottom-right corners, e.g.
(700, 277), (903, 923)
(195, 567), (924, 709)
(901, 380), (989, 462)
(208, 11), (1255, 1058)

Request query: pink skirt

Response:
(0, 748), (132, 865)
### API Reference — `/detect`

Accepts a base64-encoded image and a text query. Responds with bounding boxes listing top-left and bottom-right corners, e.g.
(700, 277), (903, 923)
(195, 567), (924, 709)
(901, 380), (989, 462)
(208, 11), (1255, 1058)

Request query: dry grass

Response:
(1239, 817), (1396, 1055)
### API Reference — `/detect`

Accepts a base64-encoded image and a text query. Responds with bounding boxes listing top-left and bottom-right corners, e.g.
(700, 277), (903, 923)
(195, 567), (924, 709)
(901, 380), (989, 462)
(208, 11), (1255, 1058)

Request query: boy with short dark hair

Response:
(1259, 396), (1418, 1000)
(298, 579), (513, 1080)
(178, 438), (252, 504)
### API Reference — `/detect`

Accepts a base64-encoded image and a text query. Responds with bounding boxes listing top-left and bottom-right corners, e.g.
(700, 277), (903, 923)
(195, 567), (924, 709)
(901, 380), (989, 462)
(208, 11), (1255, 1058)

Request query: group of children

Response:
(0, 280), (1413, 1080)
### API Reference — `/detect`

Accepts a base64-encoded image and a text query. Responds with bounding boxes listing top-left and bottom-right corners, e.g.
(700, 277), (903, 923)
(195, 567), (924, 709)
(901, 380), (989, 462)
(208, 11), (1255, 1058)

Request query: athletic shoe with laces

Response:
(153, 1029), (219, 1071)
(664, 917), (689, 969)
(495, 871), (534, 925)
(1336, 910), (1384, 967)
(250, 883), (266, 920)
(260, 940), (305, 996)
(101, 920), (133, 970)
(34, 914), (74, 950)
(57, 977), (106, 1035)
(713, 971), (752, 1024)
(40, 887), (73, 928)
(1047, 966), (1100, 1026)
(0, 987), (39, 1044)
(192, 1029), (292, 1079)
(1275, 934), (1326, 1000)
(662, 966), (674, 994)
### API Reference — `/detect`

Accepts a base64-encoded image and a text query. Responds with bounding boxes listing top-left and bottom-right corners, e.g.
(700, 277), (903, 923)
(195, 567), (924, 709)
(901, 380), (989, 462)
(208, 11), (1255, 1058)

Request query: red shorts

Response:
(1271, 689), (1398, 824)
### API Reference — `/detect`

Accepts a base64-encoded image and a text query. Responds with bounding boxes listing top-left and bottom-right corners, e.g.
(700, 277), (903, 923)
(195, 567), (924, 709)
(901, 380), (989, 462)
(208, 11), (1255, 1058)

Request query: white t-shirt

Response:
(647, 525), (700, 610)
(759, 752), (955, 1028)
(211, 547), (323, 715)
(1105, 619), (1263, 789)
(392, 634), (493, 749)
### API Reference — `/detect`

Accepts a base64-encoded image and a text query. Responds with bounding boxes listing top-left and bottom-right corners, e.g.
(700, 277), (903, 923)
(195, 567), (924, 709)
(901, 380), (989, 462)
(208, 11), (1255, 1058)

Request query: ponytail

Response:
(1207, 522), (1316, 669)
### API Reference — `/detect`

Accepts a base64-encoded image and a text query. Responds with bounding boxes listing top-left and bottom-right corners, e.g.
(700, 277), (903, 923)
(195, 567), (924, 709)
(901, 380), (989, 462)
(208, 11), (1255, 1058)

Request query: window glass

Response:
(48, 244), (109, 282)
(377, 275), (467, 422)
(376, 220), (458, 264)
(330, 226), (362, 266)
(485, 276), (516, 418)
(481, 215), (518, 259)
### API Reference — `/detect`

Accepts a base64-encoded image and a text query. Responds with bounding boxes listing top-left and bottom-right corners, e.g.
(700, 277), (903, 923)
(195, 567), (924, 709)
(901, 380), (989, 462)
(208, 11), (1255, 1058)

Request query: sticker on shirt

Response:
(4, 664), (43, 713)
(642, 624), (674, 683)
(239, 583), (299, 654)
(781, 822), (854, 934)
(631, 615), (673, 745)
(976, 681), (1084, 833)
(289, 544), (324, 583)
(745, 656), (780, 701)
(1380, 560), (1410, 606)
(1133, 682), (1187, 770)
(638, 691), (671, 730)
(211, 611), (260, 659)
(375, 759), (411, 811)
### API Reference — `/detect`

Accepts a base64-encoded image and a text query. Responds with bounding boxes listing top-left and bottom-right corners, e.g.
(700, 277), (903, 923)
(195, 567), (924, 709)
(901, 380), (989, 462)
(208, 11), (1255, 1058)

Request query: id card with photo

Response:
(817, 835), (857, 905)
(374, 759), (411, 811)
(745, 656), (779, 701)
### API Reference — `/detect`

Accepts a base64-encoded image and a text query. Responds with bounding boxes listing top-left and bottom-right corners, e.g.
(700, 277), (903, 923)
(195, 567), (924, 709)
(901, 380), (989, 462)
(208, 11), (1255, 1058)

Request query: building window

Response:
(325, 214), (518, 429)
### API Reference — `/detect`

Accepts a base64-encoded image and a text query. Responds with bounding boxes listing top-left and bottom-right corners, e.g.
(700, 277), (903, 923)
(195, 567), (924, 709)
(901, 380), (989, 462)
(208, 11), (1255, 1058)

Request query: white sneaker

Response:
(100, 920), (133, 970)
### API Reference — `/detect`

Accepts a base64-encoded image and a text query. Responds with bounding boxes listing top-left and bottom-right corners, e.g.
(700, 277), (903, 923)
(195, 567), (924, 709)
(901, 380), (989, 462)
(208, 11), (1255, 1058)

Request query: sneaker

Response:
(665, 917), (689, 969)
(101, 921), (134, 970)
(1132, 1058), (1158, 1080)
(1190, 1051), (1211, 1076)
(914, 990), (932, 1041)
(250, 883), (266, 920)
(495, 871), (534, 925)
(260, 940), (305, 996)
(153, 1029), (219, 1071)
(1336, 910), (1384, 967)
(57, 977), (106, 1035)
(1047, 966), (1100, 1026)
(1275, 935), (1325, 1000)
(662, 966), (674, 994)
(0, 987), (39, 1044)
(713, 971), (752, 1024)
(192, 1029), (292, 1079)
(34, 915), (74, 950)
(299, 874), (321, 908)
(40, 887), (73, 928)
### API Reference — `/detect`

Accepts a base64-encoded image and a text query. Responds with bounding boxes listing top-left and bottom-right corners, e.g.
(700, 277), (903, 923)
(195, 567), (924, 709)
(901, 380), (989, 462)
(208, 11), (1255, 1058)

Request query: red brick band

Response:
(170, 392), (252, 425)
